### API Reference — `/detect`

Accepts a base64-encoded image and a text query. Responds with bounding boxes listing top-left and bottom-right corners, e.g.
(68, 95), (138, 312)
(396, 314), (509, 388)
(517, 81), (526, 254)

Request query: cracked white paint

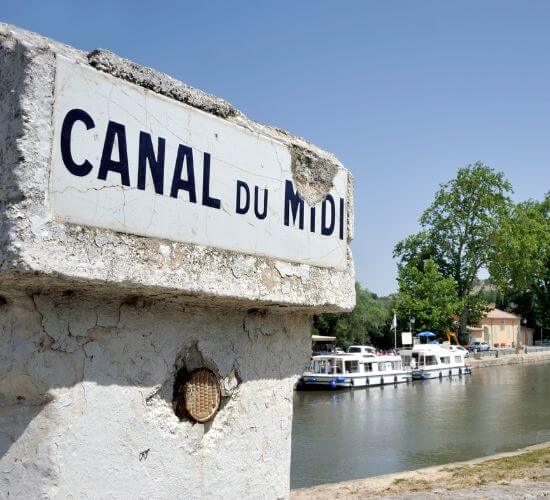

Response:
(50, 57), (348, 270)
(0, 291), (311, 498)
(275, 262), (310, 284)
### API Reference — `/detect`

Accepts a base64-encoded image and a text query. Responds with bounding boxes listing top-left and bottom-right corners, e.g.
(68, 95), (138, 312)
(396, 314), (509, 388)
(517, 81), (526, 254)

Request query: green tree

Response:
(313, 282), (389, 350)
(394, 163), (512, 337)
(488, 193), (550, 332)
(394, 259), (462, 334)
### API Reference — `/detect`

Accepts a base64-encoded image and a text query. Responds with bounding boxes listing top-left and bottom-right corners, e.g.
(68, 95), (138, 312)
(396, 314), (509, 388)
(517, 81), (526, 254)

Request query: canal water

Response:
(291, 362), (550, 489)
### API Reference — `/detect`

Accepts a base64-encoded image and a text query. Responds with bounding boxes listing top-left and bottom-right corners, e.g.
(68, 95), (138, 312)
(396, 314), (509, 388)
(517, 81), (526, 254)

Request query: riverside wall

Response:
(466, 350), (550, 369)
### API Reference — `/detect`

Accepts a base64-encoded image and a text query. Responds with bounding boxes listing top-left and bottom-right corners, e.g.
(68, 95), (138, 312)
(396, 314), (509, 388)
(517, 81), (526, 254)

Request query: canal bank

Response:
(467, 350), (550, 368)
(291, 441), (550, 498)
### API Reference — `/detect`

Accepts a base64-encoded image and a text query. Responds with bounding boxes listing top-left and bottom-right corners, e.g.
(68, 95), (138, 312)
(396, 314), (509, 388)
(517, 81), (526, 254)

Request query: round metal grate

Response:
(184, 368), (221, 423)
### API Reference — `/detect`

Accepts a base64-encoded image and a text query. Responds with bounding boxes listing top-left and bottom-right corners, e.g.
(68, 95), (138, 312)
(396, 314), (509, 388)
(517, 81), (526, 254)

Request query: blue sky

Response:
(2, 1), (549, 295)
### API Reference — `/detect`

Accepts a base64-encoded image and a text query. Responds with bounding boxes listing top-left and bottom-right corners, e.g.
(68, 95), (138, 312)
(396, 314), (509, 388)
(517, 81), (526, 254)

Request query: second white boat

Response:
(400, 343), (470, 380)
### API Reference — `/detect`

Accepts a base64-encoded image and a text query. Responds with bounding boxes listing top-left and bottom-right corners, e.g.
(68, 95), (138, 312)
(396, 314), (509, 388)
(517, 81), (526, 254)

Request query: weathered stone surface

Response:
(88, 49), (239, 119)
(0, 23), (355, 312)
(0, 289), (311, 498)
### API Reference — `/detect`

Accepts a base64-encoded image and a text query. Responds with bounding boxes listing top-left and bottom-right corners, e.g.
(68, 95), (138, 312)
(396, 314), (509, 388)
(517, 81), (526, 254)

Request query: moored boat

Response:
(299, 351), (412, 389)
(400, 343), (470, 380)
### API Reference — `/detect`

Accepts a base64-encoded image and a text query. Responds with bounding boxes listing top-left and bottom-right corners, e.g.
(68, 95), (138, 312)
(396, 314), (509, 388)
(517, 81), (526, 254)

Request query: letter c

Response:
(60, 108), (95, 176)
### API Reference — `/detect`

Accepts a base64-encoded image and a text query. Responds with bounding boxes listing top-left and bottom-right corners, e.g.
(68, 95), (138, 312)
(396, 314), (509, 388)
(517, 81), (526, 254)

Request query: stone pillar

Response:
(0, 24), (354, 499)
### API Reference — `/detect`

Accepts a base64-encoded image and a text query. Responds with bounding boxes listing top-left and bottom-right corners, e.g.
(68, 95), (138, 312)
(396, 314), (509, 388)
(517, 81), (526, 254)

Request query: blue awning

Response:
(417, 331), (436, 337)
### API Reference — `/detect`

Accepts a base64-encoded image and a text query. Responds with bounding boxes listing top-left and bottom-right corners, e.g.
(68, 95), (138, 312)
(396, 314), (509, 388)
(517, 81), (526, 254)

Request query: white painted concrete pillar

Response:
(0, 23), (354, 499)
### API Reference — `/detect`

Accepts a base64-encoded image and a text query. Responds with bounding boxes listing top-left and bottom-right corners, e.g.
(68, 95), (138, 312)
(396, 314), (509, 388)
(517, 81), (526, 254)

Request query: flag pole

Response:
(392, 310), (397, 350)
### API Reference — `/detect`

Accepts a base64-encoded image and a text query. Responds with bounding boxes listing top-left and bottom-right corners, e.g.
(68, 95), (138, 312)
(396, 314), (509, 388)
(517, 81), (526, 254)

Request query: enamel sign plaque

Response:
(50, 57), (348, 269)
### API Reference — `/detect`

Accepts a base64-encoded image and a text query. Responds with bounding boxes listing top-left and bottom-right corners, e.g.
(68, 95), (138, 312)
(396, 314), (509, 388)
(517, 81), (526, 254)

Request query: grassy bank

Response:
(291, 443), (550, 499)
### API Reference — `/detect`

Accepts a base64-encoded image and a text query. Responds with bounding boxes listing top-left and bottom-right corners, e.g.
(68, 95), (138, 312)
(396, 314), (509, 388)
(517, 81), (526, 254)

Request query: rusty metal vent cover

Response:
(184, 368), (221, 423)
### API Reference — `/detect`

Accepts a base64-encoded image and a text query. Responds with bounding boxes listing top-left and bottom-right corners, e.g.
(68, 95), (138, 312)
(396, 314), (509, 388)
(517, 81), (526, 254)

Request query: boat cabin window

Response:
(424, 355), (438, 366)
(345, 360), (359, 373)
(312, 359), (342, 374)
(391, 361), (402, 370)
(348, 347), (361, 353)
(454, 355), (462, 363)
(311, 359), (324, 373)
(440, 356), (451, 364)
(378, 361), (394, 371)
(364, 362), (373, 372)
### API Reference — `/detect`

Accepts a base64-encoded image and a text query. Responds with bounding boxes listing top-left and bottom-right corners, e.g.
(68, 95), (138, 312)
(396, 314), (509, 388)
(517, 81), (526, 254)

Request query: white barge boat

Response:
(299, 350), (412, 389)
(400, 343), (470, 380)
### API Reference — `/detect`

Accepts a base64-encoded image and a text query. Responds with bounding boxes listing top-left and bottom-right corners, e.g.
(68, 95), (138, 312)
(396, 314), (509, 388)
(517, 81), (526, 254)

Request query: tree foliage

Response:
(488, 193), (550, 330)
(393, 259), (461, 334)
(489, 194), (549, 293)
(394, 163), (513, 335)
(314, 282), (389, 350)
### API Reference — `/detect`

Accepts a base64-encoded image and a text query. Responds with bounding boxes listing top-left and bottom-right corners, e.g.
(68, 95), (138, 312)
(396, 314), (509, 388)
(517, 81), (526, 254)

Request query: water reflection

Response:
(291, 363), (550, 489)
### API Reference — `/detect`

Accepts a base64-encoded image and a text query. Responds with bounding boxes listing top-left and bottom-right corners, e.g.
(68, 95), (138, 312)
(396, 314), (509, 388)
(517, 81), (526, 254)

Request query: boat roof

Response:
(368, 355), (401, 362)
(403, 344), (464, 354)
(311, 335), (337, 342)
(312, 353), (401, 362)
(312, 353), (362, 361)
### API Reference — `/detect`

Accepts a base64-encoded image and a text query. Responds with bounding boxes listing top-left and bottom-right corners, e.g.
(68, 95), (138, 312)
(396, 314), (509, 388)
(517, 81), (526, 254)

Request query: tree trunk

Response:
(458, 308), (469, 344)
